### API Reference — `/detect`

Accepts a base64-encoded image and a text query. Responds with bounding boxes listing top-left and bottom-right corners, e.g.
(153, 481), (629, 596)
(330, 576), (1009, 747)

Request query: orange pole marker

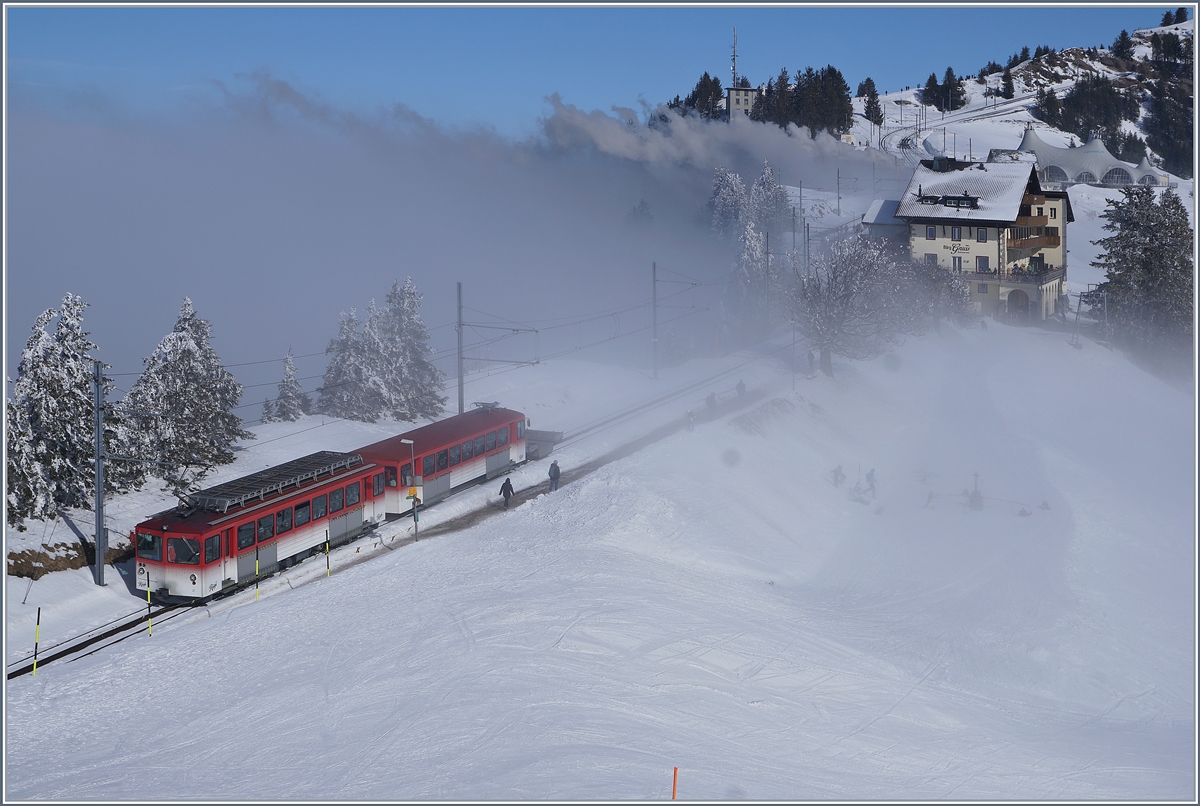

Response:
(672, 766), (678, 799)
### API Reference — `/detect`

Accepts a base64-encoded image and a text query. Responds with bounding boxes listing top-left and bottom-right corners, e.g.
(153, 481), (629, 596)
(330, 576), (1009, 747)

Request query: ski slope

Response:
(5, 315), (1194, 801)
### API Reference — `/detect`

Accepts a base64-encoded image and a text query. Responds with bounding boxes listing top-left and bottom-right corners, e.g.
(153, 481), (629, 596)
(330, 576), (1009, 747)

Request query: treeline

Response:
(6, 279), (445, 528)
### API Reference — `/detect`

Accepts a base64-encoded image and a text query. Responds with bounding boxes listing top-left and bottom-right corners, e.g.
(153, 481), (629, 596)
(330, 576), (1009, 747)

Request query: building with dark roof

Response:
(894, 157), (1074, 321)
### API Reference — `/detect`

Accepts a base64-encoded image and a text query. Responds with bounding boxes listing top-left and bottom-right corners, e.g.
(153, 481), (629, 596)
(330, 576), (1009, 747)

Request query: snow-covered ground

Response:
(5, 309), (1194, 799)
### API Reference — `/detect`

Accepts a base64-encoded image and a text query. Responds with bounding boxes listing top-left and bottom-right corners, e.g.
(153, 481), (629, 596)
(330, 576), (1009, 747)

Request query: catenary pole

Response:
(652, 262), (658, 380)
(457, 282), (464, 414)
(92, 360), (106, 587)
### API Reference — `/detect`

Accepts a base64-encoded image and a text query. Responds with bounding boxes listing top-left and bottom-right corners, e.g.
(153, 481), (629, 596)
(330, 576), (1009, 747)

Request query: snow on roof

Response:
(894, 161), (1035, 223)
(863, 198), (904, 226)
(1016, 127), (1167, 185)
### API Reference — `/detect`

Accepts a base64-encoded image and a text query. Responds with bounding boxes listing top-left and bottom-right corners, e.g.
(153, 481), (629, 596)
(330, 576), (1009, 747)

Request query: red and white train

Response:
(134, 405), (526, 602)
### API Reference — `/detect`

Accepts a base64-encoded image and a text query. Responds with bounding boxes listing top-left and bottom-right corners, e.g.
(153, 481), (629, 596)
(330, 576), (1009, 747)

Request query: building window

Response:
(951, 226), (961, 241)
(952, 256), (963, 271)
(978, 283), (989, 293)
(1050, 207), (1056, 219)
(926, 225), (936, 240)
(976, 256), (989, 271)
(1037, 206), (1044, 217)
(977, 228), (988, 243)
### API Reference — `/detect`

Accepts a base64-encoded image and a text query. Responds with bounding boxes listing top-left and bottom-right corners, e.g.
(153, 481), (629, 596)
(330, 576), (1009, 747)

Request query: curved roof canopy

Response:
(1016, 127), (1167, 186)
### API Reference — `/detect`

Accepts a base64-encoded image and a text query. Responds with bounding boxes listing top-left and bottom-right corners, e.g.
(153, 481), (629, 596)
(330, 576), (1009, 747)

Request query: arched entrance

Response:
(1007, 289), (1030, 320)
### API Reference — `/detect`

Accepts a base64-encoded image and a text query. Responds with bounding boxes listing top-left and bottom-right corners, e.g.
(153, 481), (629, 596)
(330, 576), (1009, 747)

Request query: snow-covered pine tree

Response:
(119, 298), (253, 499)
(5, 296), (128, 527)
(709, 167), (747, 241)
(378, 278), (447, 422)
(271, 349), (311, 421)
(748, 160), (791, 238)
(723, 221), (769, 345)
(316, 308), (383, 422)
(260, 398), (276, 424)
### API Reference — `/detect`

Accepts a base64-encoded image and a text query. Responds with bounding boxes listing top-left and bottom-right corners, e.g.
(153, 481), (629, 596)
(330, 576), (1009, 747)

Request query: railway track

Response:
(6, 602), (189, 679)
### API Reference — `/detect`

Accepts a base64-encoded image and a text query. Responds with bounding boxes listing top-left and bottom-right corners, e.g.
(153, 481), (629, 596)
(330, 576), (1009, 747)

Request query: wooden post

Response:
(325, 534), (331, 577)
(32, 607), (41, 676)
(147, 585), (153, 636)
(672, 767), (678, 799)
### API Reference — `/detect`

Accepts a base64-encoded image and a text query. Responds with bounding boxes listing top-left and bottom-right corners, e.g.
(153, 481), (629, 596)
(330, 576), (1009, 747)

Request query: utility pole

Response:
(92, 360), (106, 587)
(456, 282), (464, 415)
(836, 169), (841, 216)
(764, 232), (770, 329)
(652, 261), (658, 380)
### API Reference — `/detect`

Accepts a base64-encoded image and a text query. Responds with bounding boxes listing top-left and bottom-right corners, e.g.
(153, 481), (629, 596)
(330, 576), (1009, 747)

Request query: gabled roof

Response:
(894, 162), (1036, 223)
(863, 199), (904, 226)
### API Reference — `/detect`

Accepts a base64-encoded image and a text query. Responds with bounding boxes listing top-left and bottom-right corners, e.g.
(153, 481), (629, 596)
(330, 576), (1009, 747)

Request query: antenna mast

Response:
(731, 27), (739, 87)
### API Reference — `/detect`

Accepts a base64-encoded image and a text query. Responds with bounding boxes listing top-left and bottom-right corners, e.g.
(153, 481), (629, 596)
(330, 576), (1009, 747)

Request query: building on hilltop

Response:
(726, 85), (759, 118)
(894, 157), (1074, 321)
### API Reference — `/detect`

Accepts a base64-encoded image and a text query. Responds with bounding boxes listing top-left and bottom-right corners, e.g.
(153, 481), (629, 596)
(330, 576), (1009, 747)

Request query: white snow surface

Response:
(5, 319), (1195, 801)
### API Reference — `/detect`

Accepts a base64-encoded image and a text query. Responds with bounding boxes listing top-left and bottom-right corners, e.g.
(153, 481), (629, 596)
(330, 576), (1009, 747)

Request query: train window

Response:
(136, 532), (162, 562)
(346, 481), (360, 506)
(474, 435), (485, 456)
(386, 467), (397, 487)
(517, 420), (524, 439)
(330, 488), (344, 513)
(449, 445), (460, 466)
(204, 534), (221, 564)
(497, 426), (508, 447)
(167, 537), (200, 565)
(422, 454), (436, 477)
(486, 431), (497, 452)
(312, 494), (328, 520)
(237, 523), (256, 550)
(461, 440), (473, 460)
(257, 515), (275, 542)
(276, 507), (293, 534)
(437, 450), (448, 471)
(400, 464), (412, 486)
(373, 473), (385, 496)
(294, 500), (311, 527)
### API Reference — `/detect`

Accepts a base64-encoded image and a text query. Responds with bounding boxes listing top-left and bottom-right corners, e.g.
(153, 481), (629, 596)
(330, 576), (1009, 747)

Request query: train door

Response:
(221, 529), (237, 587)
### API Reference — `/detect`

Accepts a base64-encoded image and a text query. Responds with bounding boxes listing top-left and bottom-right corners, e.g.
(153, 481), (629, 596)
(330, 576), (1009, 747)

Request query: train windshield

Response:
(167, 537), (200, 565)
(136, 532), (162, 562)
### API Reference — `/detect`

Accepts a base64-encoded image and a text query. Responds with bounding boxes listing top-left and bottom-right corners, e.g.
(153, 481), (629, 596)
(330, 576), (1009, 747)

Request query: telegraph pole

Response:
(652, 261), (658, 380)
(836, 169), (841, 216)
(456, 282), (464, 414)
(92, 360), (107, 587)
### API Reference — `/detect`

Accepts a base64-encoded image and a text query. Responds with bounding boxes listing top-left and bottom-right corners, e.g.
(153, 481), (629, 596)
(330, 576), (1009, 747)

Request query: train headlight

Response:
(189, 574), (197, 585)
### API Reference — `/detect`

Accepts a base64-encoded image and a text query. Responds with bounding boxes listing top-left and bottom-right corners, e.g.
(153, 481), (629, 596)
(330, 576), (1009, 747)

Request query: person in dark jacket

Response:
(548, 460), (561, 492)
(736, 379), (746, 396)
(499, 477), (515, 508)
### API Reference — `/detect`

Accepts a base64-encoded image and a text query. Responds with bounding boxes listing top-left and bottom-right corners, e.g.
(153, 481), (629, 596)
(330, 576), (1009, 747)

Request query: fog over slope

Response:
(6, 74), (903, 395)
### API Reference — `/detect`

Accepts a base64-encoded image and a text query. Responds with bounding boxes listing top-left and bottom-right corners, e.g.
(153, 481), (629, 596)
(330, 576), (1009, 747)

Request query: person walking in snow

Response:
(548, 460), (561, 492)
(706, 391), (717, 413)
(865, 468), (876, 498)
(499, 477), (515, 509)
(736, 379), (746, 397)
(831, 465), (845, 487)
(686, 410), (695, 431)
(807, 350), (815, 374)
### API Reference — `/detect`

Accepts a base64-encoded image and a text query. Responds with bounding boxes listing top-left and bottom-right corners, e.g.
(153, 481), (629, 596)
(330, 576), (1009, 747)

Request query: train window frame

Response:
(257, 515), (275, 542)
(474, 435), (485, 456)
(204, 534), (221, 564)
(385, 467), (397, 487)
(346, 481), (360, 506)
(136, 532), (162, 562)
(294, 500), (311, 527)
(422, 454), (436, 477)
(330, 487), (345, 513)
(497, 426), (509, 447)
(486, 431), (497, 452)
(312, 494), (328, 520)
(517, 420), (524, 439)
(400, 463), (412, 486)
(167, 536), (201, 565)
(437, 450), (448, 471)
(449, 445), (460, 466)
(276, 506), (293, 535)
(373, 473), (385, 496)
(237, 523), (256, 550)
(461, 440), (474, 460)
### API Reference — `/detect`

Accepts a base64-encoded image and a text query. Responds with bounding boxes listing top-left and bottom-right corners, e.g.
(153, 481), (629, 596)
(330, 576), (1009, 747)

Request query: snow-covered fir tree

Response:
(709, 166), (747, 240)
(1091, 186), (1194, 354)
(723, 221), (770, 345)
(260, 398), (276, 424)
(5, 295), (127, 528)
(316, 308), (383, 422)
(118, 298), (253, 499)
(271, 349), (311, 421)
(748, 160), (791, 238)
(378, 278), (447, 422)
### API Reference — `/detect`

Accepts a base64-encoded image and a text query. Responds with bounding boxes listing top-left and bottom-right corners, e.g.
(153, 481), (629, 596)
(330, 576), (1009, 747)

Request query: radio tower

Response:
(730, 27), (739, 88)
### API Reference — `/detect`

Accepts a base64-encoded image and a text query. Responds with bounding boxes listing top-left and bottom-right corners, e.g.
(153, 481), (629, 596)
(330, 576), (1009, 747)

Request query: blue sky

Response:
(7, 4), (1172, 137)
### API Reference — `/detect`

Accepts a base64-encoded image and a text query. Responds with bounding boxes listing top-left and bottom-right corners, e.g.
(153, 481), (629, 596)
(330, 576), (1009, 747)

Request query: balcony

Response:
(1008, 234), (1061, 250)
(1003, 267), (1065, 285)
(1014, 214), (1049, 227)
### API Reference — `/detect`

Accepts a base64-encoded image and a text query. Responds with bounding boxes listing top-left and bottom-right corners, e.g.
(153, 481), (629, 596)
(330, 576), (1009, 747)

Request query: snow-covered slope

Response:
(6, 312), (1194, 800)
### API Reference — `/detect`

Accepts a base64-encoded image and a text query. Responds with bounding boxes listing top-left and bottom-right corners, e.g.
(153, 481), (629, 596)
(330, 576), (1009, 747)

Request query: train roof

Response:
(356, 405), (524, 462)
(138, 451), (372, 532)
